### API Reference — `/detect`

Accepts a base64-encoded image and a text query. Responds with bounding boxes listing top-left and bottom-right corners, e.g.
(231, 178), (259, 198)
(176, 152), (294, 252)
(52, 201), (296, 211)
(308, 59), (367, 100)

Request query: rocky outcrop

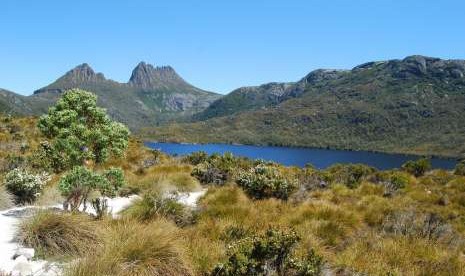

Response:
(63, 63), (107, 84)
(354, 55), (465, 81)
(128, 62), (188, 90)
(300, 69), (347, 85)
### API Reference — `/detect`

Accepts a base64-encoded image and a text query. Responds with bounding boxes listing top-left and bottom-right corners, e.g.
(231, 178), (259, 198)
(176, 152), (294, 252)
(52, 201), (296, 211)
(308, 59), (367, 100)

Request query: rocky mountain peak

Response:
(128, 61), (184, 89)
(63, 63), (106, 84)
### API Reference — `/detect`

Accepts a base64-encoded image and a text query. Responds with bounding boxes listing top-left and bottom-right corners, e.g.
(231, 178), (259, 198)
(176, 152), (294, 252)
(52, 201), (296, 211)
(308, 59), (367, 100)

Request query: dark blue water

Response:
(145, 142), (457, 170)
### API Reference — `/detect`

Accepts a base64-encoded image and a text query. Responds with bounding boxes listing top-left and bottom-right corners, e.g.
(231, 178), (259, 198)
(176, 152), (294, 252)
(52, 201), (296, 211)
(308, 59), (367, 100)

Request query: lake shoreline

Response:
(142, 139), (461, 162)
(144, 141), (458, 170)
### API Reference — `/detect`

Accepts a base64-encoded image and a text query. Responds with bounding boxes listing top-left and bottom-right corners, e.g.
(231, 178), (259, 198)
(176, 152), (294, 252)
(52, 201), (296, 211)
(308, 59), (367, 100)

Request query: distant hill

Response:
(145, 55), (465, 158)
(1, 62), (221, 129)
(0, 88), (52, 115)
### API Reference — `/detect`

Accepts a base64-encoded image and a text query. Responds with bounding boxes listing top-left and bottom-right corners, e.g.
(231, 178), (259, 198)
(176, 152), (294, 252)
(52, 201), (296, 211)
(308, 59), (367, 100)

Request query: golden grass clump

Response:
(124, 163), (200, 195)
(0, 184), (14, 210)
(66, 218), (193, 276)
(335, 233), (465, 275)
(18, 210), (101, 258)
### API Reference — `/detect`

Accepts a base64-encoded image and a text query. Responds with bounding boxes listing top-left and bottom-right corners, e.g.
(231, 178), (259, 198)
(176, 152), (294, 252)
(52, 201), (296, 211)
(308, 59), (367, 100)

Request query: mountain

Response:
(144, 55), (465, 158)
(194, 69), (345, 120)
(1, 62), (221, 128)
(0, 88), (52, 115)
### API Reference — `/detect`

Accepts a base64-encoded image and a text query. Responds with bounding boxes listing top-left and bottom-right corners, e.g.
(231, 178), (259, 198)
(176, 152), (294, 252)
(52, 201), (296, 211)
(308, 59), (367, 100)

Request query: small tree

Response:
(58, 166), (125, 212)
(37, 89), (129, 172)
(402, 158), (432, 177)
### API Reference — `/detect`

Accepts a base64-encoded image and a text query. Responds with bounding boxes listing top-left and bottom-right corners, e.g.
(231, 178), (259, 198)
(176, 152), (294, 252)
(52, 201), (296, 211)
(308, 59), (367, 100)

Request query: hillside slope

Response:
(144, 55), (465, 158)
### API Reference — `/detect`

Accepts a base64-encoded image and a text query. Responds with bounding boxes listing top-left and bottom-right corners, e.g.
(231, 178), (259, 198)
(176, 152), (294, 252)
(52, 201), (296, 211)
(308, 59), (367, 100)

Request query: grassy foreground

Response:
(2, 114), (465, 275)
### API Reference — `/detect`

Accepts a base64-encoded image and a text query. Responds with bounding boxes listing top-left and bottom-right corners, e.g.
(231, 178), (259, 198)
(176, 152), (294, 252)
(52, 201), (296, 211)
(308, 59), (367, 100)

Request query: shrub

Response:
(18, 211), (101, 258)
(192, 162), (228, 185)
(382, 211), (460, 246)
(101, 167), (126, 197)
(59, 166), (125, 212)
(402, 158), (432, 177)
(184, 151), (209, 165)
(373, 170), (411, 196)
(212, 227), (322, 276)
(2, 154), (25, 172)
(4, 168), (50, 204)
(454, 160), (465, 176)
(287, 249), (324, 276)
(66, 219), (193, 276)
(191, 152), (255, 185)
(236, 165), (297, 200)
(323, 164), (376, 188)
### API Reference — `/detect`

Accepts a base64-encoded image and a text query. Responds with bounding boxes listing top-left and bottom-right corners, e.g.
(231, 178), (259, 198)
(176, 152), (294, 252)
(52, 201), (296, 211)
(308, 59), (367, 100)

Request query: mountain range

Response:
(0, 62), (221, 128)
(144, 55), (465, 158)
(2, 55), (465, 157)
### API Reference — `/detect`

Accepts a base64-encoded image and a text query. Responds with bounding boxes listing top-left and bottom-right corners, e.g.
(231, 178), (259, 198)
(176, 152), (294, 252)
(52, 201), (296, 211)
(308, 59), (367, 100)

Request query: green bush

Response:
(59, 166), (125, 212)
(236, 164), (297, 200)
(323, 164), (376, 188)
(212, 227), (322, 276)
(373, 170), (411, 195)
(4, 168), (50, 204)
(454, 160), (465, 176)
(191, 152), (257, 185)
(192, 162), (228, 185)
(184, 151), (209, 165)
(402, 158), (432, 177)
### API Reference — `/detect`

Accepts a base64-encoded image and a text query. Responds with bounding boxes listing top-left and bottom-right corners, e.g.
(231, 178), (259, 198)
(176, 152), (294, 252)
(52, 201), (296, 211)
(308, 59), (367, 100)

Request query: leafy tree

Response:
(236, 164), (297, 200)
(402, 158), (432, 177)
(58, 166), (125, 212)
(37, 89), (129, 172)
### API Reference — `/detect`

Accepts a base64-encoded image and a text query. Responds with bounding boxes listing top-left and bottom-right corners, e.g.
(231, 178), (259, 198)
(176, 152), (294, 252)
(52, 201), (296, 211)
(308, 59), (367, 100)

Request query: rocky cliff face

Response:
(128, 62), (187, 89)
(64, 63), (107, 84)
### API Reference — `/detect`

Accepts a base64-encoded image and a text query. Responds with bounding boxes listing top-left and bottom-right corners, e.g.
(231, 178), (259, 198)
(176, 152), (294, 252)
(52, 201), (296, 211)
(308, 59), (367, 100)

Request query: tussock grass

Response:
(335, 233), (465, 275)
(0, 184), (13, 210)
(121, 192), (188, 225)
(35, 184), (64, 206)
(18, 211), (101, 258)
(125, 163), (200, 195)
(66, 218), (193, 276)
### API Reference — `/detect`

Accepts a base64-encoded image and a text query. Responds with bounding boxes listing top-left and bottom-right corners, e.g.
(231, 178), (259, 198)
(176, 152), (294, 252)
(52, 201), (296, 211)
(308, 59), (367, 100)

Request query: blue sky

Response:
(1, 0), (464, 95)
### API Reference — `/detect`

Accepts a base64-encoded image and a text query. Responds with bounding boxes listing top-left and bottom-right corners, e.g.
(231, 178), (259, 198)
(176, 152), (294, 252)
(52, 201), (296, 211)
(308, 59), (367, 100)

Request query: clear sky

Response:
(1, 0), (464, 95)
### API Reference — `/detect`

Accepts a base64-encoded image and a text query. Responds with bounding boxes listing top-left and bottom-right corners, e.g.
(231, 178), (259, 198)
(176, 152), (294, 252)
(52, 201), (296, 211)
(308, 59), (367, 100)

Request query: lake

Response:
(145, 142), (457, 170)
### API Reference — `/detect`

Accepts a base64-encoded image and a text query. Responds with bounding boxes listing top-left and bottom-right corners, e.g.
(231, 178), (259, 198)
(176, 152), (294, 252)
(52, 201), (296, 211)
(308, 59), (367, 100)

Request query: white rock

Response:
(13, 247), (35, 260)
(177, 189), (207, 207)
(12, 256), (34, 275)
